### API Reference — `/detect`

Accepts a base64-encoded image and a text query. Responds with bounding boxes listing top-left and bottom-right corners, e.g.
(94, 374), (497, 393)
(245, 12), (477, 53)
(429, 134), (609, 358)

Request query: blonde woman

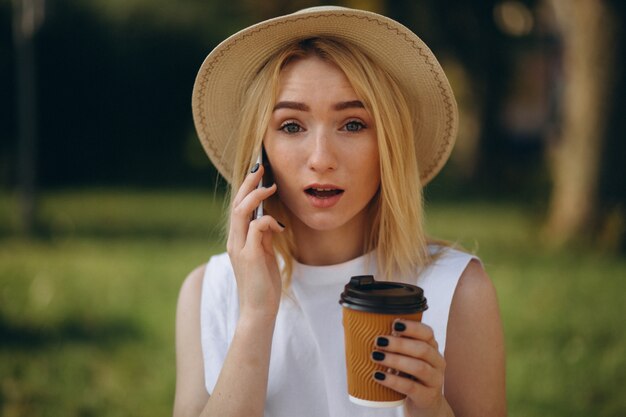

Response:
(174, 7), (505, 417)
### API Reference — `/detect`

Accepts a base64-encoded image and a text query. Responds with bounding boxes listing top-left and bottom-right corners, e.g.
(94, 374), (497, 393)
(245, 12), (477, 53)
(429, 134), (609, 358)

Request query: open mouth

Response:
(305, 187), (344, 199)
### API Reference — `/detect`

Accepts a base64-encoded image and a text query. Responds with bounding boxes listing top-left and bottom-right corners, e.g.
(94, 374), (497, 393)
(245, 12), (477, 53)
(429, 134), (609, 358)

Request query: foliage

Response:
(1, 190), (625, 416)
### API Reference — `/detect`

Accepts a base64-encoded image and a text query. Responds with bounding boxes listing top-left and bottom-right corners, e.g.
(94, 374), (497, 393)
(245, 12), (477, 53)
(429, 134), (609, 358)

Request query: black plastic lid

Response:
(339, 275), (428, 314)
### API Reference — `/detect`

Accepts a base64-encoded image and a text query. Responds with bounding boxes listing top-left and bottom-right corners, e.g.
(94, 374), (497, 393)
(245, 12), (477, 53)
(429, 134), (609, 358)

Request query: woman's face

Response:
(263, 55), (380, 234)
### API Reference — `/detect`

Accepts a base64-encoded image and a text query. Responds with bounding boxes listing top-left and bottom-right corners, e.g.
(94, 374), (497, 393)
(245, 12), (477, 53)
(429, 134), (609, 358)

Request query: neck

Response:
(290, 208), (370, 266)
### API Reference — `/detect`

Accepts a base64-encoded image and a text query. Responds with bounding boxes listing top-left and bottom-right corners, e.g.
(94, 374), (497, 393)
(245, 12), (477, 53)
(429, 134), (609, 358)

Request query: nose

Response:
(307, 129), (338, 173)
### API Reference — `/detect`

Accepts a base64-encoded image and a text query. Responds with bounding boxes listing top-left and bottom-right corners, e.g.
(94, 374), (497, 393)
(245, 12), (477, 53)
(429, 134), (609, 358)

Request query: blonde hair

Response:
(228, 37), (432, 285)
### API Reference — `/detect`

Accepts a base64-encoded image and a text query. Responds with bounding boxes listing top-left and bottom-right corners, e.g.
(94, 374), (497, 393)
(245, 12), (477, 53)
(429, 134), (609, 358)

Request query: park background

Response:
(1, 0), (626, 416)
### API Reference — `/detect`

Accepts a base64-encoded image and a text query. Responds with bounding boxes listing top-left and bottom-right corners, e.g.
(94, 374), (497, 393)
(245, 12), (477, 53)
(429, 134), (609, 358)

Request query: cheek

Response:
(360, 169), (381, 199)
(358, 145), (381, 187)
(362, 154), (382, 199)
(265, 144), (299, 190)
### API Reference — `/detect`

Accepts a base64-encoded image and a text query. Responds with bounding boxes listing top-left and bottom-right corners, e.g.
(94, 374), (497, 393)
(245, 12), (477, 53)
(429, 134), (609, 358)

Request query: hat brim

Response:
(192, 6), (458, 185)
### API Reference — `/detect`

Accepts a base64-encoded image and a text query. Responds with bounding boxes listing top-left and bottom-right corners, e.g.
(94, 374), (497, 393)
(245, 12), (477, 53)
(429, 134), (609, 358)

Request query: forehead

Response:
(276, 56), (357, 98)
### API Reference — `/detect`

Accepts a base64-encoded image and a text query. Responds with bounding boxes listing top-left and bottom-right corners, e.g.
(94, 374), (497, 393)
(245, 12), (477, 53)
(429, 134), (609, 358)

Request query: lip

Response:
(304, 183), (345, 209)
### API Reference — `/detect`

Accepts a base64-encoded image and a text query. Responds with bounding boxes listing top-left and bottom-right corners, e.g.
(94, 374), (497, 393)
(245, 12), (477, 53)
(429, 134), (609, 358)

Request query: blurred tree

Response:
(241, 0), (319, 20)
(342, 0), (384, 14)
(387, 0), (518, 197)
(543, 0), (621, 247)
(4, 0), (622, 245)
(12, 0), (44, 234)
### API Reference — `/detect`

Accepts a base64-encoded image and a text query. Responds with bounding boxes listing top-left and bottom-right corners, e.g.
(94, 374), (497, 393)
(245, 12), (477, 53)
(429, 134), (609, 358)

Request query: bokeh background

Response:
(1, 0), (625, 416)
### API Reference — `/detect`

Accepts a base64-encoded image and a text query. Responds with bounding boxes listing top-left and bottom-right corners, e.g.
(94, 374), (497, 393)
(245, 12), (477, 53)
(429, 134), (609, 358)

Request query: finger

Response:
(372, 370), (441, 406)
(371, 350), (443, 389)
(237, 183), (277, 220)
(231, 163), (265, 208)
(228, 183), (277, 252)
(245, 215), (285, 251)
(392, 319), (438, 349)
(373, 335), (445, 371)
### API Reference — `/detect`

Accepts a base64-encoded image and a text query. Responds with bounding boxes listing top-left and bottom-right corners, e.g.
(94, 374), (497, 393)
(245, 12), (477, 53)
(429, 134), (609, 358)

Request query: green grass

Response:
(1, 189), (625, 416)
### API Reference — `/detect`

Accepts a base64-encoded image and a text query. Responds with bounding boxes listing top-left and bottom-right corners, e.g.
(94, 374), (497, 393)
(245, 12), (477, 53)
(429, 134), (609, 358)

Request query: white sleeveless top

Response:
(200, 247), (476, 417)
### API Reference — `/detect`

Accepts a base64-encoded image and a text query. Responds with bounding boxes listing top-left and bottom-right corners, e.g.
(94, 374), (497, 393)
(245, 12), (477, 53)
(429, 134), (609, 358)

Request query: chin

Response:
(297, 212), (354, 232)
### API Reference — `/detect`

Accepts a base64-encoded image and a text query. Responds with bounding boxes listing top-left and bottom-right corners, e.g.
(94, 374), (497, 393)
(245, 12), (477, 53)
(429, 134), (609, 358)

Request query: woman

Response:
(174, 6), (505, 417)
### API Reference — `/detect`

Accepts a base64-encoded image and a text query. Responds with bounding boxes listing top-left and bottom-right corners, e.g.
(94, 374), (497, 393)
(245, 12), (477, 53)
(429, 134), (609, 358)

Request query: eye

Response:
(343, 120), (366, 132)
(280, 121), (303, 134)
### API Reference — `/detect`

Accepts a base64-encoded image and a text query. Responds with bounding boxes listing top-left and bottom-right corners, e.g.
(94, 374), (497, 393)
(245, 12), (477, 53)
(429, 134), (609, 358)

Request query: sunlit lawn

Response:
(1, 189), (625, 416)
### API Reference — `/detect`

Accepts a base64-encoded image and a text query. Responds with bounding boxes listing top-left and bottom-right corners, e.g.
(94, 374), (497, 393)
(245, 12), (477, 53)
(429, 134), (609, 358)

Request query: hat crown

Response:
(293, 6), (347, 14)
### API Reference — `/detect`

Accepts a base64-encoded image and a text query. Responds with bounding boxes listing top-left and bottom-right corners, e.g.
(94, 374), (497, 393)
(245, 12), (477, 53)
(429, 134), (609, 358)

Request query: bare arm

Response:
(444, 259), (507, 417)
(173, 164), (284, 417)
(173, 265), (208, 417)
(202, 309), (276, 416)
(173, 266), (278, 417)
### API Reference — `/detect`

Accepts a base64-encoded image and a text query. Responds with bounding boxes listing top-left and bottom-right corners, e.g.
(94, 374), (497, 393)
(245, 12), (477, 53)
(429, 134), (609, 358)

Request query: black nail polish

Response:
(374, 371), (386, 381)
(250, 163), (260, 173)
(372, 351), (385, 361)
(394, 321), (406, 332)
(376, 337), (389, 347)
(277, 221), (286, 228)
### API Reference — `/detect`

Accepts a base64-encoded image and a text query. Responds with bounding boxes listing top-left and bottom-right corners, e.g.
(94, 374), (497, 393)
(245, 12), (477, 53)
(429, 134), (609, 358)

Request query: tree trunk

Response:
(544, 0), (616, 246)
(13, 0), (45, 235)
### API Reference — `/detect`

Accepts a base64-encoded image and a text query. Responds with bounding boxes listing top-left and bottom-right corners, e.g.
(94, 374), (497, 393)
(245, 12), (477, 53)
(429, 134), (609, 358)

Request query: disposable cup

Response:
(339, 275), (428, 407)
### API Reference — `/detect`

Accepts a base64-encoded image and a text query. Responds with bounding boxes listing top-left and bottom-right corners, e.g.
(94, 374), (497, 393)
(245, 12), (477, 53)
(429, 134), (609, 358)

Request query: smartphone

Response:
(252, 149), (264, 220)
(251, 146), (272, 220)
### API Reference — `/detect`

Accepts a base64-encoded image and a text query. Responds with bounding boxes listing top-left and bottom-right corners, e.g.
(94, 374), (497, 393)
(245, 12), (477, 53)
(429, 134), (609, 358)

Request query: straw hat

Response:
(192, 6), (458, 185)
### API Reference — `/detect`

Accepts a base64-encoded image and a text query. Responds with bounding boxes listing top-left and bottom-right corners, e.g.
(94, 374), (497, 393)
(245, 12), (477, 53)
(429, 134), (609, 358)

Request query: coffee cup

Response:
(339, 275), (428, 407)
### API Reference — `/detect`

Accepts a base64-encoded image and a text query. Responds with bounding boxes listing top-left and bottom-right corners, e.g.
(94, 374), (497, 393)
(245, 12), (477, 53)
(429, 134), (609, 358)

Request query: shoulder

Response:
(454, 259), (496, 305)
(176, 252), (238, 333)
(418, 245), (477, 289)
(178, 252), (231, 297)
(444, 259), (507, 416)
(177, 252), (232, 320)
(179, 264), (206, 303)
(176, 264), (206, 341)
(428, 244), (475, 265)
(448, 259), (501, 339)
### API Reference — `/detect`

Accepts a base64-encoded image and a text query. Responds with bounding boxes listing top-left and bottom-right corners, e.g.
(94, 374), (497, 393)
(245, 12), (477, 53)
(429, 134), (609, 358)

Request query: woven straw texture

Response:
(192, 6), (458, 185)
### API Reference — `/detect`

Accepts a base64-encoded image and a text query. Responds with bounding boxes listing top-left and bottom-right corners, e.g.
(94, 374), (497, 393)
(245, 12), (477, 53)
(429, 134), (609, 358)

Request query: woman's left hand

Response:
(372, 319), (453, 417)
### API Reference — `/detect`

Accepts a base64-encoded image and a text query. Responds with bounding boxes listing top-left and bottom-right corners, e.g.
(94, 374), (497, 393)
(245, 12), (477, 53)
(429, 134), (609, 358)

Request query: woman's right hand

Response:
(227, 163), (285, 319)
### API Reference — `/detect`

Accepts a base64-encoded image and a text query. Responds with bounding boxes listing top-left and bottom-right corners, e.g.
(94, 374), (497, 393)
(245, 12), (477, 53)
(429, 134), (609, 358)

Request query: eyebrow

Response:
(333, 100), (365, 111)
(273, 101), (309, 112)
(272, 100), (365, 112)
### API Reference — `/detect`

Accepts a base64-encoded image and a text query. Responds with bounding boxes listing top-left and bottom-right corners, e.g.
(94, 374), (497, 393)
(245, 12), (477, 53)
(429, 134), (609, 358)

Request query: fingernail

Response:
(374, 371), (386, 381)
(277, 221), (286, 229)
(250, 163), (260, 173)
(372, 351), (385, 361)
(376, 337), (389, 347)
(394, 321), (406, 332)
